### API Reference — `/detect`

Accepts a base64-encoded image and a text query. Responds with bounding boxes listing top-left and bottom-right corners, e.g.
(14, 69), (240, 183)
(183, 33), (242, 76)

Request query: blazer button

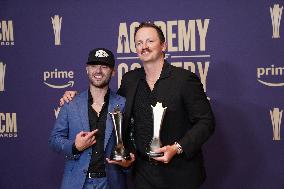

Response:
(83, 169), (87, 174)
(88, 152), (91, 156)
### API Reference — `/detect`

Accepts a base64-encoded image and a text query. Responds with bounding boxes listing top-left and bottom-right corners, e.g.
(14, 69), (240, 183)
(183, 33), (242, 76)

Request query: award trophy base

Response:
(146, 138), (164, 158)
(110, 145), (130, 161)
(146, 151), (164, 158)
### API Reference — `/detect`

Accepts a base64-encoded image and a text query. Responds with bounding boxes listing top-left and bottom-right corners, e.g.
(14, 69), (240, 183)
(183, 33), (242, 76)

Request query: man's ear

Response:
(162, 41), (167, 52)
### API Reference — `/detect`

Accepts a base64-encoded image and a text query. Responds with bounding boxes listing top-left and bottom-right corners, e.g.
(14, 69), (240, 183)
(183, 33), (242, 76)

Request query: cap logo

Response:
(95, 50), (109, 58)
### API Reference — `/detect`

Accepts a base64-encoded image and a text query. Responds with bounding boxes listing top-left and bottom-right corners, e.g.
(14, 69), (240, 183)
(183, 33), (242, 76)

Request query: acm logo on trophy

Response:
(270, 4), (283, 39)
(0, 62), (6, 92)
(51, 15), (62, 45)
(270, 108), (283, 141)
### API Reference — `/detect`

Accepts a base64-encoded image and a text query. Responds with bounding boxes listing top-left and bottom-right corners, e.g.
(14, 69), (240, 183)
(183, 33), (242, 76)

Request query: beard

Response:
(88, 73), (112, 89)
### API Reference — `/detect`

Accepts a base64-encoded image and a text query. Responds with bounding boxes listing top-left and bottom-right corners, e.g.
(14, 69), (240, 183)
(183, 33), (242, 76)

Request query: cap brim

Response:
(86, 61), (113, 67)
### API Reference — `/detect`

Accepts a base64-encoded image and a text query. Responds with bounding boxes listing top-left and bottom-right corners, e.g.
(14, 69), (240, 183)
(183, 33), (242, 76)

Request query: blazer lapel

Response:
(76, 90), (90, 132)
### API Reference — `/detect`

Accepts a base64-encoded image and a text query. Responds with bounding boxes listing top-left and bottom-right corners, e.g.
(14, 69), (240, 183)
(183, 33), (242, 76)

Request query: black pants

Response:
(134, 159), (169, 189)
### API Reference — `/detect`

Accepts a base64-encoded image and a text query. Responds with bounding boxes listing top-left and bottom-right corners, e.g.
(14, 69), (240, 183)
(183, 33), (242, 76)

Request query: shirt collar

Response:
(88, 88), (110, 104)
(140, 60), (171, 80)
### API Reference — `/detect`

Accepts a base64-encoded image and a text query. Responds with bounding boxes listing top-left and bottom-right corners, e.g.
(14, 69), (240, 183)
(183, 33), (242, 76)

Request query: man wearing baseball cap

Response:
(49, 48), (135, 189)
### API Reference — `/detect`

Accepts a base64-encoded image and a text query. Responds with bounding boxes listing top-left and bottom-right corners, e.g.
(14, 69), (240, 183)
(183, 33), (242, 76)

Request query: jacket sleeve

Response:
(48, 104), (80, 160)
(179, 73), (215, 159)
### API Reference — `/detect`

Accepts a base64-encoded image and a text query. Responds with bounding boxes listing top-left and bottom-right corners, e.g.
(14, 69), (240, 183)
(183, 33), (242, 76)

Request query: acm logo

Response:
(0, 20), (14, 46)
(270, 108), (283, 141)
(270, 4), (283, 39)
(51, 15), (62, 45)
(0, 113), (17, 138)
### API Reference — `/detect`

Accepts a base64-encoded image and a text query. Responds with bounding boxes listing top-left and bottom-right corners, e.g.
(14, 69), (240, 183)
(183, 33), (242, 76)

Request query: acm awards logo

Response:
(270, 4), (283, 39)
(0, 113), (17, 138)
(270, 108), (283, 141)
(0, 20), (14, 46)
(43, 69), (74, 89)
(116, 19), (211, 97)
(0, 62), (6, 92)
(256, 65), (284, 87)
(51, 15), (62, 45)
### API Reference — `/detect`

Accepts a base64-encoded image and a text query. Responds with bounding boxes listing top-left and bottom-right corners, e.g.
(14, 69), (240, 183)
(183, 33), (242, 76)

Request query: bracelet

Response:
(174, 142), (183, 154)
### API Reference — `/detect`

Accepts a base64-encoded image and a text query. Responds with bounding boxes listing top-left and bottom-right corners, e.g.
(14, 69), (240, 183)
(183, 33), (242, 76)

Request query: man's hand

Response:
(74, 129), (98, 152)
(106, 153), (135, 168)
(59, 91), (78, 106)
(152, 144), (178, 164)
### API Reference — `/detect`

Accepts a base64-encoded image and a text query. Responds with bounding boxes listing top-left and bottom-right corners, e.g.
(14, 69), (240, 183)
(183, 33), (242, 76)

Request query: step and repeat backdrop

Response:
(0, 0), (283, 188)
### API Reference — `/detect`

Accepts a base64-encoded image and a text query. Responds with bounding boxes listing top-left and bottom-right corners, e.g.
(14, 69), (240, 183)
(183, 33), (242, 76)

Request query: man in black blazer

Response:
(60, 22), (215, 189)
(117, 22), (215, 189)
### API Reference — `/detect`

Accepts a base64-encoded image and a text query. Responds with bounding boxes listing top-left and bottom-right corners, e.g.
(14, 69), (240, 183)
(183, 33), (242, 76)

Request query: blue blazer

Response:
(49, 90), (127, 189)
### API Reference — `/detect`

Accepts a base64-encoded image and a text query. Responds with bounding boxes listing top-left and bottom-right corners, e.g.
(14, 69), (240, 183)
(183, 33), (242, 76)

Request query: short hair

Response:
(134, 22), (165, 44)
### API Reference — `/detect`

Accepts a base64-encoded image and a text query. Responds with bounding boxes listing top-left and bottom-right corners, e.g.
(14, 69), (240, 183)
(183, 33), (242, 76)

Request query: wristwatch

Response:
(174, 142), (183, 154)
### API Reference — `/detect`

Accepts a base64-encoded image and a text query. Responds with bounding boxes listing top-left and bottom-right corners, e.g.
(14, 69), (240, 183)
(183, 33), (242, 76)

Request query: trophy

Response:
(109, 105), (130, 161)
(147, 102), (167, 157)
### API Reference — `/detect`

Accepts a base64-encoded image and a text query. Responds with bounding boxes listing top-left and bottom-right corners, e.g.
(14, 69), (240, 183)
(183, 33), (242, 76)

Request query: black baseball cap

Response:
(86, 48), (115, 68)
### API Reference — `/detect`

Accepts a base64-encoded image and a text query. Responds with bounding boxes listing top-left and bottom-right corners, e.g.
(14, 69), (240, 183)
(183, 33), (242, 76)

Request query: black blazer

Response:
(118, 62), (215, 189)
